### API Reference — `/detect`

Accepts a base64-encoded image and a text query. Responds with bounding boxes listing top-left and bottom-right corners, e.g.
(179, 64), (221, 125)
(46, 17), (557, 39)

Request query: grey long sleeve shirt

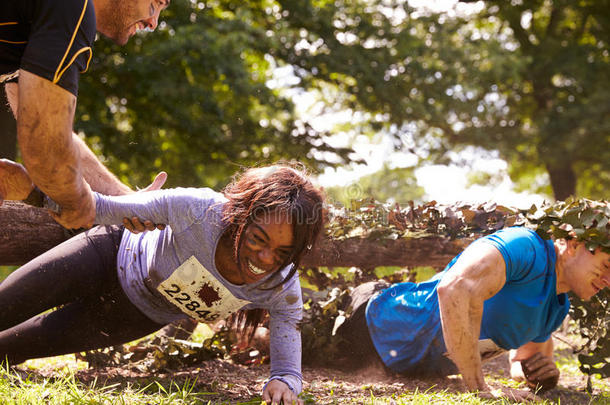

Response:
(94, 188), (303, 393)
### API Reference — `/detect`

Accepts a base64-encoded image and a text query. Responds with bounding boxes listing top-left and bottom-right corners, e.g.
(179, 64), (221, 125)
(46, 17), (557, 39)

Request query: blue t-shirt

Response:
(366, 227), (570, 374)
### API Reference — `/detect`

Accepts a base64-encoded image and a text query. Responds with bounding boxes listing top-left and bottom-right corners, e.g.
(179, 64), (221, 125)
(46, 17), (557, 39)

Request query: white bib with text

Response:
(157, 256), (251, 323)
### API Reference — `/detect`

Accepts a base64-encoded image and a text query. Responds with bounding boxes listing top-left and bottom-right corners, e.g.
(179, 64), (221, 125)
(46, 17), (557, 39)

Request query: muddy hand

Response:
(263, 379), (302, 405)
(521, 352), (559, 392)
(49, 184), (96, 229)
(0, 159), (34, 204)
(123, 216), (165, 233)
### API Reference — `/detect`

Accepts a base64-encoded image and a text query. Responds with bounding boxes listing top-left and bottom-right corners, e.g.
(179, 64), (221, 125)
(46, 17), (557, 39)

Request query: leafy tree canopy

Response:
(268, 0), (609, 200)
(76, 0), (356, 189)
(77, 0), (608, 198)
(324, 164), (424, 206)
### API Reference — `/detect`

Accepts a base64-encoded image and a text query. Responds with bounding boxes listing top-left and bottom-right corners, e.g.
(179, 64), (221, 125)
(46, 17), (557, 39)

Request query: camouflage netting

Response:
(526, 199), (609, 382)
(307, 198), (610, 379)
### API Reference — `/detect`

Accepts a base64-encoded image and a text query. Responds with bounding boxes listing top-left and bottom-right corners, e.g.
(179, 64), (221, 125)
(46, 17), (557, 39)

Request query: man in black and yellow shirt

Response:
(0, 0), (169, 229)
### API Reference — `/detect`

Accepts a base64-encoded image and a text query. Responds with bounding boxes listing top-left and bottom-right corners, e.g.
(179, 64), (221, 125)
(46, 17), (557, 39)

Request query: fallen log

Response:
(1, 202), (473, 268)
(301, 234), (472, 269)
(0, 202), (69, 266)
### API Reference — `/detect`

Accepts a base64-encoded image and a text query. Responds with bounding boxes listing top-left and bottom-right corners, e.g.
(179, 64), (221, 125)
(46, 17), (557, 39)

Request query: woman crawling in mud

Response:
(0, 163), (324, 405)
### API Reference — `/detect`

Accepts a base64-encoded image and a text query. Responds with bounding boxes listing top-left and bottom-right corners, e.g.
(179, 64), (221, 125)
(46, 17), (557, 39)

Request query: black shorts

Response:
(334, 281), (390, 370)
(0, 0), (96, 96)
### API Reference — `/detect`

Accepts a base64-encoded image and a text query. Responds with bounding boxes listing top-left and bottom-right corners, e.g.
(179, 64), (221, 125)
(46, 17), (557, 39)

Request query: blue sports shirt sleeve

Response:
(480, 227), (544, 283)
(478, 227), (566, 347)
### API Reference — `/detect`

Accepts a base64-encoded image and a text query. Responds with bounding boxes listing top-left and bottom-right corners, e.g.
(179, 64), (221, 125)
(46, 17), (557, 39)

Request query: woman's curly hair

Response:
(222, 162), (325, 286)
(222, 162), (325, 342)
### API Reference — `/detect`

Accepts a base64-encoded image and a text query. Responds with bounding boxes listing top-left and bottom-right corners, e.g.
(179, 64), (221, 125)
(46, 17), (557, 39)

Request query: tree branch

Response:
(0, 202), (69, 266)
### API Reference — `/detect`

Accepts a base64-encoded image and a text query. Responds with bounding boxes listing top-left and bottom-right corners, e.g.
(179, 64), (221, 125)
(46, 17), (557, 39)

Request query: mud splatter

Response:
(285, 294), (299, 305)
(198, 283), (221, 307)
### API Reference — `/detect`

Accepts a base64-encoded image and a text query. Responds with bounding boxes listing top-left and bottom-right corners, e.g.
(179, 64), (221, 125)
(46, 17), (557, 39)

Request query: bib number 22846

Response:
(162, 283), (220, 322)
(157, 256), (251, 323)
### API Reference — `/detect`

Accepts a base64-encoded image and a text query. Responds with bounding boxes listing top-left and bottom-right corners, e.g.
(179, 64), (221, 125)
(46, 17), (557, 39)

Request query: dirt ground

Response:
(14, 329), (608, 404)
(19, 348), (606, 405)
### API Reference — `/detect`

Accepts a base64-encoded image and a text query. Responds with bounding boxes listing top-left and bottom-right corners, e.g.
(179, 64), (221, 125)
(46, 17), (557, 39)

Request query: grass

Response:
(0, 366), (259, 404)
(302, 375), (610, 405)
(1, 267), (607, 404)
(1, 332), (609, 404)
(2, 355), (608, 405)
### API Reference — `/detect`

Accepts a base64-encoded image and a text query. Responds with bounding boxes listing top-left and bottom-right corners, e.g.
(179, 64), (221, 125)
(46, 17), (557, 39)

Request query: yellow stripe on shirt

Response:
(55, 46), (92, 80)
(53, 0), (89, 83)
(0, 21), (26, 44)
(0, 39), (27, 44)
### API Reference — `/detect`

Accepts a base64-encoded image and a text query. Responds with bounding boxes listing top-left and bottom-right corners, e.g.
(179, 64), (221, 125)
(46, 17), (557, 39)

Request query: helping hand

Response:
(139, 171), (167, 193)
(262, 379), (302, 405)
(49, 182), (96, 229)
(123, 171), (168, 234)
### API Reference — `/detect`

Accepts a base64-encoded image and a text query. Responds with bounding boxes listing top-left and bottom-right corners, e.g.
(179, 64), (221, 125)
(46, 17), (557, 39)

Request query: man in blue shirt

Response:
(335, 227), (610, 401)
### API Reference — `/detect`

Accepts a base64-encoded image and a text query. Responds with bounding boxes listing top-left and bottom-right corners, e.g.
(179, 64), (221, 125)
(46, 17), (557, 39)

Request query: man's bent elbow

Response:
(437, 278), (461, 302)
(437, 281), (452, 305)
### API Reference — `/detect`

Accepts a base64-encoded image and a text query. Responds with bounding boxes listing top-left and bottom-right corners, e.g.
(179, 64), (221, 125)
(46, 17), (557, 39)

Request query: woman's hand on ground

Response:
(123, 172), (168, 234)
(263, 379), (302, 405)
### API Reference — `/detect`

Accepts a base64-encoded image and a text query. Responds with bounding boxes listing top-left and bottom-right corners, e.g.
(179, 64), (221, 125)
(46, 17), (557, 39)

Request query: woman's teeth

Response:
(248, 261), (266, 275)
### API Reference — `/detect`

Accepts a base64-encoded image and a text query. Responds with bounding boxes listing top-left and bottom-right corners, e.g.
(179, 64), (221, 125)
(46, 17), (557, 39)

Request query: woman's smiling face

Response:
(237, 211), (295, 284)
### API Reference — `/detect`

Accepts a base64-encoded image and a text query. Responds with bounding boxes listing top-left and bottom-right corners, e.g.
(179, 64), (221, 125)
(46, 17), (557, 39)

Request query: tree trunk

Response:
(546, 162), (576, 201)
(1, 202), (473, 269)
(0, 202), (69, 266)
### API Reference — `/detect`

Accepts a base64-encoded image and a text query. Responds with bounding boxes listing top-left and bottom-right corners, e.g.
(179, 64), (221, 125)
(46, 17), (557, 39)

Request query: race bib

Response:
(157, 256), (251, 323)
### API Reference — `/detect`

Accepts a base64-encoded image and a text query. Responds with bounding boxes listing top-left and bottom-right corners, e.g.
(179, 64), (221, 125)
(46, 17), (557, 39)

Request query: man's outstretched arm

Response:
(14, 70), (94, 229)
(437, 243), (504, 391)
(5, 81), (132, 197)
(71, 134), (132, 196)
(437, 242), (536, 401)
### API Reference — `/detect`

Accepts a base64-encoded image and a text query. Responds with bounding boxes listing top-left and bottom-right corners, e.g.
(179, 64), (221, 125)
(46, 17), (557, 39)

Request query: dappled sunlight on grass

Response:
(1, 329), (607, 404)
(23, 354), (86, 375)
